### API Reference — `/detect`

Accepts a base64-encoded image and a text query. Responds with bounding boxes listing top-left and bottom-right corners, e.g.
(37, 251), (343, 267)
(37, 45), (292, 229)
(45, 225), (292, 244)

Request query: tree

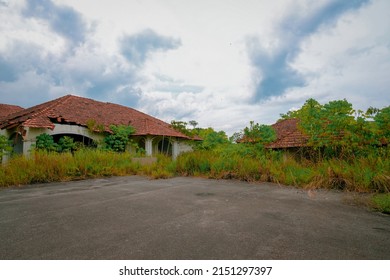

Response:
(229, 132), (243, 143)
(195, 127), (229, 150)
(57, 136), (76, 153)
(170, 120), (192, 136)
(280, 98), (322, 121)
(374, 106), (390, 144)
(35, 133), (58, 152)
(243, 121), (276, 147)
(188, 120), (198, 129)
(283, 98), (383, 158)
(104, 125), (135, 152)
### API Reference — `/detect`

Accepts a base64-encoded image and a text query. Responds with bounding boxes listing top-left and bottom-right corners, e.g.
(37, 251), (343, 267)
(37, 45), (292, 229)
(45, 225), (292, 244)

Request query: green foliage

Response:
(372, 194), (390, 214)
(170, 120), (192, 136)
(280, 98), (322, 120)
(2, 100), (390, 216)
(229, 132), (243, 143)
(35, 133), (58, 152)
(188, 120), (198, 129)
(104, 125), (135, 152)
(86, 119), (105, 133)
(374, 106), (390, 143)
(280, 98), (389, 159)
(35, 134), (79, 153)
(174, 147), (390, 193)
(175, 150), (216, 175)
(170, 120), (200, 137)
(196, 128), (229, 150)
(243, 121), (276, 147)
(0, 149), (147, 186)
(0, 135), (12, 157)
(57, 136), (76, 153)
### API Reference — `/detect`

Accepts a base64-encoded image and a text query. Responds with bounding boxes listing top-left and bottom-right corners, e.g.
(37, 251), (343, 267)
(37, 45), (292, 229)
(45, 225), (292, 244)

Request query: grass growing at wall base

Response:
(0, 150), (177, 187)
(1, 147), (389, 213)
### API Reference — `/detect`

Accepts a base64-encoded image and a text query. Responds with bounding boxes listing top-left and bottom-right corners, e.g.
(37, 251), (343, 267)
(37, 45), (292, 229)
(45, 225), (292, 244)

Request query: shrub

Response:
(104, 125), (135, 152)
(372, 194), (390, 214)
(57, 136), (76, 153)
(35, 133), (57, 152)
(0, 135), (12, 158)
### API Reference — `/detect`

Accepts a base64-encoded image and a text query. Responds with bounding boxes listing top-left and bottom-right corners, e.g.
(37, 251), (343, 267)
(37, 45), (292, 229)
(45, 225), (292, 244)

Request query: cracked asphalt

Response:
(0, 176), (389, 259)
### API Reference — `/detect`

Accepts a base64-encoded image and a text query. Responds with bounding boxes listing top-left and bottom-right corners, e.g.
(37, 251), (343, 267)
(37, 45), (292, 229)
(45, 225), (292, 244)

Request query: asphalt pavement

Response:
(0, 176), (389, 259)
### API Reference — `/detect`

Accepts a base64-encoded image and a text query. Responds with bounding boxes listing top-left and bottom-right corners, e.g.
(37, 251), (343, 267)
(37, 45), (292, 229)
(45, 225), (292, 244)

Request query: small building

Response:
(0, 95), (195, 160)
(266, 118), (309, 149)
(237, 118), (309, 149)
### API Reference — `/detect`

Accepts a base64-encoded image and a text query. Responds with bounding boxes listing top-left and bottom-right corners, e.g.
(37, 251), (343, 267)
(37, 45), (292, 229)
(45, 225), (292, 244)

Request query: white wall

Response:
(2, 124), (196, 162)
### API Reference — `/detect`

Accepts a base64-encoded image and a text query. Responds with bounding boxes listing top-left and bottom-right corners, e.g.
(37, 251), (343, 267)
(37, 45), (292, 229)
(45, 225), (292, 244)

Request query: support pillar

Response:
(172, 139), (179, 159)
(145, 136), (153, 156)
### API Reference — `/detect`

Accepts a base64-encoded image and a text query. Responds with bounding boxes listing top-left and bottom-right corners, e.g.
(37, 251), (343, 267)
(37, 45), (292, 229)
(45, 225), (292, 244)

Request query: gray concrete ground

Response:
(0, 176), (389, 260)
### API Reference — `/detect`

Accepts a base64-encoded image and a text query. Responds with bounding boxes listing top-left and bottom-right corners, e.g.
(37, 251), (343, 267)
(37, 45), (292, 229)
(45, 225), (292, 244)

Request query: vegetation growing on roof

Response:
(279, 98), (390, 159)
(86, 119), (105, 133)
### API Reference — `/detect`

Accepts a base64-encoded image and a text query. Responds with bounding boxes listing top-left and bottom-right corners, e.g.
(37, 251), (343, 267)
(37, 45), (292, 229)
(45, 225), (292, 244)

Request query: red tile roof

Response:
(237, 118), (309, 148)
(267, 118), (309, 149)
(0, 104), (24, 118)
(0, 95), (190, 139)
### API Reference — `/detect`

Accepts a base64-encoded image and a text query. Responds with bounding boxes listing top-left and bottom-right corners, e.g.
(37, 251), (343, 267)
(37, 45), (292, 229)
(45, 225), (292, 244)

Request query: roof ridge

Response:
(0, 94), (191, 139)
(0, 95), (74, 129)
(30, 94), (73, 118)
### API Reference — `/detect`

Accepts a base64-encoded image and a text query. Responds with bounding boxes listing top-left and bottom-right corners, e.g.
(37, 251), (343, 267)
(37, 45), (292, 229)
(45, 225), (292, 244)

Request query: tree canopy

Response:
(280, 98), (389, 158)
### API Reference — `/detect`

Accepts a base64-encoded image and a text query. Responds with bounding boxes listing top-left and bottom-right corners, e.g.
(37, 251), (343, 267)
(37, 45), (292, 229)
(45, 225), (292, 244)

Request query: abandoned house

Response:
(0, 94), (196, 160)
(266, 118), (309, 149)
(237, 118), (309, 149)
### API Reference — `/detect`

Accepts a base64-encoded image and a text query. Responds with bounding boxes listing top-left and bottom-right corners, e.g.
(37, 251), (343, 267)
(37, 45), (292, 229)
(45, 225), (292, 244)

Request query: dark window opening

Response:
(52, 134), (97, 148)
(9, 133), (23, 155)
(158, 138), (172, 156)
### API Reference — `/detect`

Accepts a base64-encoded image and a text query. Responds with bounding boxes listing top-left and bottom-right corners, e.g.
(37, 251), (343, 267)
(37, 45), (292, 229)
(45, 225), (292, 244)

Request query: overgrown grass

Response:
(175, 145), (390, 194)
(371, 193), (390, 214)
(0, 150), (177, 187)
(1, 146), (389, 213)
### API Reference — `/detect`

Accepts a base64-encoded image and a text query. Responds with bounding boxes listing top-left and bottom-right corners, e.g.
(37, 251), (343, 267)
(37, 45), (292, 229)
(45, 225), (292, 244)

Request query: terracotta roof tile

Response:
(0, 95), (190, 139)
(266, 118), (309, 149)
(0, 104), (24, 118)
(237, 118), (309, 148)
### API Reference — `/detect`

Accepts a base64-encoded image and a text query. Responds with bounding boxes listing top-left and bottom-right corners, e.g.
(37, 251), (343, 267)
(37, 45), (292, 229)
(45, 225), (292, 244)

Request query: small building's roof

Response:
(237, 118), (309, 148)
(0, 95), (190, 139)
(0, 104), (24, 118)
(266, 118), (309, 149)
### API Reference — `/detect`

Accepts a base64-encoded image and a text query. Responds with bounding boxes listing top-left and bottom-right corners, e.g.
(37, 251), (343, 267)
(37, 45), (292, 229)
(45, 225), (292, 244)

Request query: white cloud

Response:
(289, 0), (390, 109)
(1, 0), (389, 136)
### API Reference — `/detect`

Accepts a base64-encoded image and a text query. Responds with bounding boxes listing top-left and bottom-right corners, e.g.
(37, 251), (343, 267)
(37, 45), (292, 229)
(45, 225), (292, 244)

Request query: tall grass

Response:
(0, 150), (142, 187)
(175, 145), (390, 193)
(1, 146), (389, 195)
(2, 145), (388, 213)
(0, 150), (178, 187)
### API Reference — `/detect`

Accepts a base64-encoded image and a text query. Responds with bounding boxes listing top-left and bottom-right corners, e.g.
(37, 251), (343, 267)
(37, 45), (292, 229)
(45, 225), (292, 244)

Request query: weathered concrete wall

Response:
(2, 124), (195, 163)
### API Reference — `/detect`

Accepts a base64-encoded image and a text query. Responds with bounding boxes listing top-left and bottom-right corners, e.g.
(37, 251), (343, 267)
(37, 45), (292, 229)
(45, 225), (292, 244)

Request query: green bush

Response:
(104, 125), (135, 152)
(0, 135), (12, 156)
(372, 194), (390, 214)
(35, 133), (57, 152)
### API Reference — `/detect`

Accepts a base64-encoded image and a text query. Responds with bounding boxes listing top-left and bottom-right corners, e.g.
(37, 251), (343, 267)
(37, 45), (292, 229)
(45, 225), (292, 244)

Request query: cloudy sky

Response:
(1, 0), (389, 135)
